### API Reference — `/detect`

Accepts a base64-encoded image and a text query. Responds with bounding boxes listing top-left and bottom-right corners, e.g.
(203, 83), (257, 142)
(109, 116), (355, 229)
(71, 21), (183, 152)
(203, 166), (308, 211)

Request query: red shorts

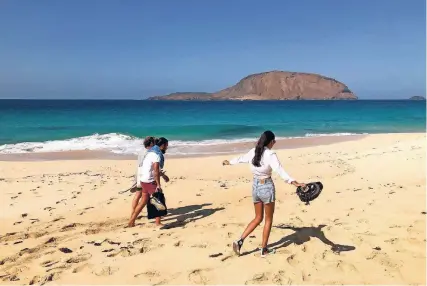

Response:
(140, 182), (157, 195)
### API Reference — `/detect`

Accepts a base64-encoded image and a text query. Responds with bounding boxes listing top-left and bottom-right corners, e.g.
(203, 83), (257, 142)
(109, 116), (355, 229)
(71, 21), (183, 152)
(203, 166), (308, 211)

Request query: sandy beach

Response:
(0, 133), (425, 285)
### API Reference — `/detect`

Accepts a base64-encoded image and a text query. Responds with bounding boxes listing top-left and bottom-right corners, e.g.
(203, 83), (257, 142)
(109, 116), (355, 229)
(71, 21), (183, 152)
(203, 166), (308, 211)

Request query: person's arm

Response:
(223, 149), (253, 166)
(269, 153), (304, 187)
(160, 170), (170, 183)
(153, 162), (162, 189)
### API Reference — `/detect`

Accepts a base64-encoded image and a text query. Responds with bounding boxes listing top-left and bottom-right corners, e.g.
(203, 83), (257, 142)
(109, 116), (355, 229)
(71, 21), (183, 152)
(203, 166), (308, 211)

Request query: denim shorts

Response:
(252, 178), (276, 204)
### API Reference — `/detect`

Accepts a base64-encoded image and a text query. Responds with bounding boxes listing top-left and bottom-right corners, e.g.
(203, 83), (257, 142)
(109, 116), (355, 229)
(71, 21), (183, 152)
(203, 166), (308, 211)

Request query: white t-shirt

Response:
(136, 148), (149, 188)
(138, 152), (161, 183)
(229, 148), (295, 183)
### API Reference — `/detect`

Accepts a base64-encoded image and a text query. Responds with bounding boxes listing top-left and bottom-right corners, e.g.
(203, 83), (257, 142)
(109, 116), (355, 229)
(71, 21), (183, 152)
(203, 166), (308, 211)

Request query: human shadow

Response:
(160, 203), (225, 229)
(241, 224), (355, 256)
(167, 203), (213, 216)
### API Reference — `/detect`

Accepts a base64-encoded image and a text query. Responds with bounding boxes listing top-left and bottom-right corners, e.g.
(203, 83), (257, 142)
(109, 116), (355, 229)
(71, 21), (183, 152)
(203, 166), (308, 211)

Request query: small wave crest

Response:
(304, 132), (366, 137)
(0, 132), (365, 155)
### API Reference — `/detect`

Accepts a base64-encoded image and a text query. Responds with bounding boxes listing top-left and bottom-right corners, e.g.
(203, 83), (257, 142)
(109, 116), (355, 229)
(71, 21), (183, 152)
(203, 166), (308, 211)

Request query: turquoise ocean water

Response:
(0, 100), (425, 155)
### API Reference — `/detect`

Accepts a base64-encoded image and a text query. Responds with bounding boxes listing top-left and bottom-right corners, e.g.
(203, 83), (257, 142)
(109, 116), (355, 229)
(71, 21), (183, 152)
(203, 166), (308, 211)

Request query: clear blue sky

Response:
(0, 0), (425, 99)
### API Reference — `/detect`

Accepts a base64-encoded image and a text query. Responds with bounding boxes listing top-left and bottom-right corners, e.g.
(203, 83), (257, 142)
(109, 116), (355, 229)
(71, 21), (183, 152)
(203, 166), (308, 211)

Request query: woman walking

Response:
(222, 130), (305, 257)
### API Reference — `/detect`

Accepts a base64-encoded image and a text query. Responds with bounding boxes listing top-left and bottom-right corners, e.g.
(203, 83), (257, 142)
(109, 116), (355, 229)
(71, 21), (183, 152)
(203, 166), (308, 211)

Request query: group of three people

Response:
(129, 130), (305, 257)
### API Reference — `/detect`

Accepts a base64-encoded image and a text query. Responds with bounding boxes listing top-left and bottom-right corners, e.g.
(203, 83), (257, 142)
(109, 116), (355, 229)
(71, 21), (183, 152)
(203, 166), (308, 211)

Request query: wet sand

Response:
(0, 134), (365, 161)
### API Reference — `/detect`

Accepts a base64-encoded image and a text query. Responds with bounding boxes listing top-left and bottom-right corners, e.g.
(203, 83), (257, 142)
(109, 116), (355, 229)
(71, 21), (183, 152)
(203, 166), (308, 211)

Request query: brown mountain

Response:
(147, 71), (357, 101)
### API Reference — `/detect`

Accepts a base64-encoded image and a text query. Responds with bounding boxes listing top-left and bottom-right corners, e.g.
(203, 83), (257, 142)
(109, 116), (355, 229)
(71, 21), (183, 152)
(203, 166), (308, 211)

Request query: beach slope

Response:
(0, 133), (425, 284)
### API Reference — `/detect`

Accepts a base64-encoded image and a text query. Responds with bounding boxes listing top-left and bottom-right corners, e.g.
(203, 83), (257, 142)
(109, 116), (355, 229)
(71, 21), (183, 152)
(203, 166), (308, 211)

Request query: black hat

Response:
(296, 182), (323, 205)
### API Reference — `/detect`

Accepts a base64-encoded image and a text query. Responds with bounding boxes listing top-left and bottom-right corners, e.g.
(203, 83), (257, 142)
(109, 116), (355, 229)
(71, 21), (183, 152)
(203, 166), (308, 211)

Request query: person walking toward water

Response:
(222, 130), (305, 257)
(128, 137), (169, 227)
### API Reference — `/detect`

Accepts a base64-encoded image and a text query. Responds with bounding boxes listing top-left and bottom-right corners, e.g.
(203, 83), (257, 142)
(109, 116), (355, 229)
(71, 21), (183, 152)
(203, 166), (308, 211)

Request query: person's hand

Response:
(292, 181), (306, 188)
(222, 160), (230, 166)
(156, 186), (163, 193)
(162, 173), (170, 183)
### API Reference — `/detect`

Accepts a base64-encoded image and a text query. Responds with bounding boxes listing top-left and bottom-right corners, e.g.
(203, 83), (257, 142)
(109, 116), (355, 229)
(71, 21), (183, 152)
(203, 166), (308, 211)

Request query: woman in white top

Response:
(223, 130), (305, 257)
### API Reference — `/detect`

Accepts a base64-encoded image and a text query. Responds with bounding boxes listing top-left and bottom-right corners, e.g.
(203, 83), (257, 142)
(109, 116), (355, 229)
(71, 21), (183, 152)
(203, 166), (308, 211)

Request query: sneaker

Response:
(232, 240), (243, 256)
(150, 196), (166, 211)
(260, 247), (276, 258)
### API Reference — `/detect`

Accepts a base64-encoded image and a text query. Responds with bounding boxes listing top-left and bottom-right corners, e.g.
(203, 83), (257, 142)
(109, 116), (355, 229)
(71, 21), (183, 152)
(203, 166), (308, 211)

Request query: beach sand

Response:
(0, 133), (425, 285)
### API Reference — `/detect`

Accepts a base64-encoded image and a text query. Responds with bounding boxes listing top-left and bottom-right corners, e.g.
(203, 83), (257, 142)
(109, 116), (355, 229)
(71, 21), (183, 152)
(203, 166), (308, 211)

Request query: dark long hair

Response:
(252, 131), (275, 167)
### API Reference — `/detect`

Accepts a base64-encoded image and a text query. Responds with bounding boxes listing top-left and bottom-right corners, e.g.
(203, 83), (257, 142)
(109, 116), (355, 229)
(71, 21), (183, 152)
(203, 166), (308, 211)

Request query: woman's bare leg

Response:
(232, 202), (264, 255)
(241, 202), (264, 239)
(261, 202), (275, 249)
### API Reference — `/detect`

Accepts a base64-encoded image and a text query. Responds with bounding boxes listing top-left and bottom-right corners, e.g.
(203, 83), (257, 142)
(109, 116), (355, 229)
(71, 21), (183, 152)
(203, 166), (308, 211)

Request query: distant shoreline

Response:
(0, 133), (368, 161)
(0, 99), (425, 101)
(0, 133), (373, 161)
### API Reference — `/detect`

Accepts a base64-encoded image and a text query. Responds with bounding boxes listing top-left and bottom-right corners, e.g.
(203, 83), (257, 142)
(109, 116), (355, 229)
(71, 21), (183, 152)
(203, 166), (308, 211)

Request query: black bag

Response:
(296, 182), (323, 205)
(147, 191), (168, 219)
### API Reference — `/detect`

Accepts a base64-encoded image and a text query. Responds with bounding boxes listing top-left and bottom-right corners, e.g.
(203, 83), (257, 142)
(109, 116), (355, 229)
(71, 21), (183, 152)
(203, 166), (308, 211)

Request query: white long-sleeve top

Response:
(229, 148), (295, 184)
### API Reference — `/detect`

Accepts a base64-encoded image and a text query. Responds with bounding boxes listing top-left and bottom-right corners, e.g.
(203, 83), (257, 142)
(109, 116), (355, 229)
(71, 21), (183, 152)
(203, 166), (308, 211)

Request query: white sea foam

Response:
(0, 132), (365, 155)
(304, 132), (366, 137)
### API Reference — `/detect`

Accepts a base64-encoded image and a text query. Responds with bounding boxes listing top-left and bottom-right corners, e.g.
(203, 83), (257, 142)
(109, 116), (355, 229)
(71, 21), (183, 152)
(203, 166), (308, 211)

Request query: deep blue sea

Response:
(0, 100), (425, 155)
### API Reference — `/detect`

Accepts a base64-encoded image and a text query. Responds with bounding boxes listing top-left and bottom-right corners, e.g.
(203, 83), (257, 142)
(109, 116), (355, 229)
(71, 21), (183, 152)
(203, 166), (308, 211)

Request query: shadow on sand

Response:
(241, 224), (355, 256)
(160, 203), (225, 229)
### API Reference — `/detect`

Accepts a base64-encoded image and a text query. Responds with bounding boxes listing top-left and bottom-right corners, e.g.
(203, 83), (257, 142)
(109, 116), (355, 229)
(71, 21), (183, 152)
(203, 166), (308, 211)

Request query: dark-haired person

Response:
(222, 130), (305, 257)
(128, 137), (169, 227)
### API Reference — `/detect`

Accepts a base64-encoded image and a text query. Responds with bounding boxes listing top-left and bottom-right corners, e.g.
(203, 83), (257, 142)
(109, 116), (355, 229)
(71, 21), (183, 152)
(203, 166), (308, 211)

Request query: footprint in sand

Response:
(245, 273), (269, 284)
(87, 239), (121, 247)
(72, 263), (90, 273)
(286, 254), (299, 266)
(191, 243), (207, 249)
(66, 252), (92, 264)
(272, 271), (290, 285)
(29, 272), (60, 285)
(188, 269), (211, 285)
(59, 247), (73, 254)
(106, 246), (137, 258)
(84, 227), (102, 235)
(92, 266), (118, 276)
(366, 250), (400, 269)
(40, 260), (60, 268)
(134, 270), (160, 278)
(1, 274), (20, 282)
(45, 237), (57, 244)
(132, 238), (151, 252)
(335, 260), (358, 273)
(61, 223), (81, 232)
